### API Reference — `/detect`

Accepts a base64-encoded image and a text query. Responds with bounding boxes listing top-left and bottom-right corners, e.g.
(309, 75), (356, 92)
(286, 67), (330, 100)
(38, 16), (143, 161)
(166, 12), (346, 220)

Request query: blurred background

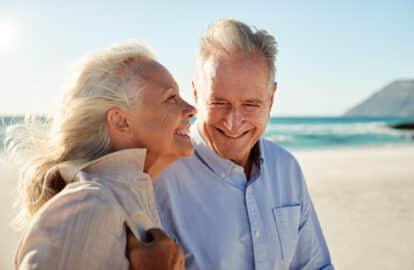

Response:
(1, 1), (413, 269)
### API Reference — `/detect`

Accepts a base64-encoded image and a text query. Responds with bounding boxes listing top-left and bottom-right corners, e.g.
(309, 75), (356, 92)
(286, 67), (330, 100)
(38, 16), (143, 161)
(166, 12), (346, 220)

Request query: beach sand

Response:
(295, 145), (414, 269)
(1, 145), (413, 269)
(0, 158), (20, 270)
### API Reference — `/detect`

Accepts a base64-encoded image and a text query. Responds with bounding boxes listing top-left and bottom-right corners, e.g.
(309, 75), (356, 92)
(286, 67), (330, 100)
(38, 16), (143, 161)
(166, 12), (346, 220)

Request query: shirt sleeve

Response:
(289, 168), (334, 270)
(15, 182), (129, 270)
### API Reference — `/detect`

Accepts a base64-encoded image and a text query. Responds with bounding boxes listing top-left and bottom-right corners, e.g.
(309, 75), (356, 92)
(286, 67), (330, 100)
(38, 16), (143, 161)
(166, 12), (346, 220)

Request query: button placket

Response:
(245, 185), (267, 267)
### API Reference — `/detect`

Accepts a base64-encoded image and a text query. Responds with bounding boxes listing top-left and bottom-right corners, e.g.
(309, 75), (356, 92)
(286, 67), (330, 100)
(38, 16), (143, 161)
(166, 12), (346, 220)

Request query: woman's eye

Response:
(167, 95), (177, 103)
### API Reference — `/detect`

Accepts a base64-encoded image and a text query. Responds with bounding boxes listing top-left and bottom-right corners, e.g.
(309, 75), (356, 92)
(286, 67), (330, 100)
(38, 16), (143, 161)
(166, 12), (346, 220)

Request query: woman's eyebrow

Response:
(162, 87), (175, 97)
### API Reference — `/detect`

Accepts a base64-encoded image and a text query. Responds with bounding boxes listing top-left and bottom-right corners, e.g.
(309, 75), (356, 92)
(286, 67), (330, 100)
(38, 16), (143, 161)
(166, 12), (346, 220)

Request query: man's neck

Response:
(244, 143), (261, 181)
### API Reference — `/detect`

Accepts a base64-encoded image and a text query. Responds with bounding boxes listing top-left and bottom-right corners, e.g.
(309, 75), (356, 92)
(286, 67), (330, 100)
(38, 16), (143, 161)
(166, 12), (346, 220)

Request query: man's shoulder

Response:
(260, 139), (307, 195)
(156, 155), (197, 186)
(260, 138), (299, 166)
(162, 155), (196, 172)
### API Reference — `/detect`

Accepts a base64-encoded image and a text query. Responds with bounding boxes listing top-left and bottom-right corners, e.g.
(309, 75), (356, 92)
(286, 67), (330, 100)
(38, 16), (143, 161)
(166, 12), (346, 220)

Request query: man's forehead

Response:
(201, 57), (220, 80)
(200, 53), (265, 76)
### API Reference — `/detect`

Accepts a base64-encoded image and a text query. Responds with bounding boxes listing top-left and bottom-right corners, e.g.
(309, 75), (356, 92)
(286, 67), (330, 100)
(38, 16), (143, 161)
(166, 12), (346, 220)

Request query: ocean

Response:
(265, 116), (414, 150)
(1, 116), (414, 151)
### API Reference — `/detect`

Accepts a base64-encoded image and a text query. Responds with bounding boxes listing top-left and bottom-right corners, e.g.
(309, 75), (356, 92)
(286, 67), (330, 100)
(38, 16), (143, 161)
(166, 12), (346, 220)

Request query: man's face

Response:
(193, 53), (275, 168)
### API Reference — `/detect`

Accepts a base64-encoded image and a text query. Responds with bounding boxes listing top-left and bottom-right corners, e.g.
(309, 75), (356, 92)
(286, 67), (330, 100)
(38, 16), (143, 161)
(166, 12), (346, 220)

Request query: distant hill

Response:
(344, 79), (414, 117)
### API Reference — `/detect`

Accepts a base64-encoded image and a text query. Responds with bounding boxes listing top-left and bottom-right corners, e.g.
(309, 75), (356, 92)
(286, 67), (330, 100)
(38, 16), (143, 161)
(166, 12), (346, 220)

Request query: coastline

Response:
(1, 144), (413, 269)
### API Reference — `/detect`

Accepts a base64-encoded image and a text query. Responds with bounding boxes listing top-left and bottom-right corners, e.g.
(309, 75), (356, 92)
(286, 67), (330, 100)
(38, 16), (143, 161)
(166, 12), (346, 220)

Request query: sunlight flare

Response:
(0, 19), (17, 52)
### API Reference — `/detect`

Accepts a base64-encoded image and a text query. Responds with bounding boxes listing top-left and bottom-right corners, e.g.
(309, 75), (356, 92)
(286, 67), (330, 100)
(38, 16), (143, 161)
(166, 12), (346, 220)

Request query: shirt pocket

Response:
(272, 203), (301, 262)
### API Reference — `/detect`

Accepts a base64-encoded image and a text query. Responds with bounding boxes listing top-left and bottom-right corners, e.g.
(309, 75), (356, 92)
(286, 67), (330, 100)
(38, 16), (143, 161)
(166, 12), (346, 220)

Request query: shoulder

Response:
(16, 181), (127, 269)
(32, 181), (122, 227)
(260, 138), (301, 168)
(19, 181), (124, 247)
(259, 138), (307, 194)
(157, 155), (198, 182)
(55, 180), (114, 204)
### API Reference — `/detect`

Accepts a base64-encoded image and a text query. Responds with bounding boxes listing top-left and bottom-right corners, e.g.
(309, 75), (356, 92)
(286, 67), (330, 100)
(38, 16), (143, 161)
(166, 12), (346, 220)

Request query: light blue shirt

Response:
(155, 125), (334, 270)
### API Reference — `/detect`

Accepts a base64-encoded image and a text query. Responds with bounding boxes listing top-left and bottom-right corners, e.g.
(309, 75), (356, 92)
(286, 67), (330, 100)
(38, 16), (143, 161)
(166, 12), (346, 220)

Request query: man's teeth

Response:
(176, 129), (190, 136)
(217, 128), (248, 138)
(225, 134), (241, 138)
(222, 132), (244, 138)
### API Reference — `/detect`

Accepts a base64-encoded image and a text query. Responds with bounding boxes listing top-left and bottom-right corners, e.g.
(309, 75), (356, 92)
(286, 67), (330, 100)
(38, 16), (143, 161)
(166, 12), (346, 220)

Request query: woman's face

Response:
(125, 61), (196, 163)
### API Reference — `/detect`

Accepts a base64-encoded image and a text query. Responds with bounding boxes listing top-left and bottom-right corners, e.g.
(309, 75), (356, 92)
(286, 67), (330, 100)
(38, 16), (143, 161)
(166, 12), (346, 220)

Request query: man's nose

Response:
(223, 107), (244, 131)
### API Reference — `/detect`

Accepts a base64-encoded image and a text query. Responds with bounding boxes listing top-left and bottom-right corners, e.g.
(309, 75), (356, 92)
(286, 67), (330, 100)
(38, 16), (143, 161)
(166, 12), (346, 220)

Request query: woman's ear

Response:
(107, 107), (130, 134)
(107, 108), (135, 151)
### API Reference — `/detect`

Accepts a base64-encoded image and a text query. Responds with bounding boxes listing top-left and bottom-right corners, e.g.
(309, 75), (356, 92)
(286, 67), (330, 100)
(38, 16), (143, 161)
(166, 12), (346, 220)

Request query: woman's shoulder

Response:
(15, 181), (129, 269)
(28, 180), (124, 231)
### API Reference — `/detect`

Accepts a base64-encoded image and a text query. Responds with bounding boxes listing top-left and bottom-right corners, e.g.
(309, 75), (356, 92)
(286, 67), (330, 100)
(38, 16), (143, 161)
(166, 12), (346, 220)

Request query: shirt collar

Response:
(191, 122), (264, 181)
(45, 148), (147, 185)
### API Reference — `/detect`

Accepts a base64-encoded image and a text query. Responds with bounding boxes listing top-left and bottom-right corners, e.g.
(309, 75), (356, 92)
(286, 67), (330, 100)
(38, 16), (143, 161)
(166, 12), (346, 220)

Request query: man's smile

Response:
(215, 127), (250, 139)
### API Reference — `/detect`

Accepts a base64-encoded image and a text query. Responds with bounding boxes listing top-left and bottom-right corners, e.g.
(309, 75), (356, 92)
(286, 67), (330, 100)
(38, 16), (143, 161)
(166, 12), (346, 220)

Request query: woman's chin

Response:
(181, 146), (195, 157)
(171, 145), (195, 161)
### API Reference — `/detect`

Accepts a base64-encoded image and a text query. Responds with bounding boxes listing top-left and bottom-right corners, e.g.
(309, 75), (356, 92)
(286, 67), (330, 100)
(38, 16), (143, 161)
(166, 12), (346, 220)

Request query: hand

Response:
(127, 228), (185, 270)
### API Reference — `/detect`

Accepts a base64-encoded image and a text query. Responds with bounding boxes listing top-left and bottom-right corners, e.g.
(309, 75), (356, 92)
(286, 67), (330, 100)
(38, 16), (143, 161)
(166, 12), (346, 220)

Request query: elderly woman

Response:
(6, 42), (195, 269)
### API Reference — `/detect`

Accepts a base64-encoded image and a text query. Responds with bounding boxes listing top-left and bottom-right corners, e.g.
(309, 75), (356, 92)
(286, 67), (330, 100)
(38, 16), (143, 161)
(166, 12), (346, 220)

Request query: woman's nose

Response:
(183, 100), (196, 118)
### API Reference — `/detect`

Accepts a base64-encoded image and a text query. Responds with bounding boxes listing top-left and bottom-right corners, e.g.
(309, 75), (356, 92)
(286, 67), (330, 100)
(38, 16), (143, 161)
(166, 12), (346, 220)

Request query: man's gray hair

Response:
(197, 18), (278, 87)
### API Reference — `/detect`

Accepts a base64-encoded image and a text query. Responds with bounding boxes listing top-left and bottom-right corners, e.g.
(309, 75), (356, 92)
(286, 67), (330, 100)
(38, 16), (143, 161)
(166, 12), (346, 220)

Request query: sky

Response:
(0, 1), (413, 116)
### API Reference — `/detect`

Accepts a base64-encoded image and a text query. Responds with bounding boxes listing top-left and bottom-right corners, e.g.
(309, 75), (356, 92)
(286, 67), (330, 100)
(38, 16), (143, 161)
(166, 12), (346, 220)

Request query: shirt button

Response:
(255, 230), (261, 238)
(220, 172), (226, 178)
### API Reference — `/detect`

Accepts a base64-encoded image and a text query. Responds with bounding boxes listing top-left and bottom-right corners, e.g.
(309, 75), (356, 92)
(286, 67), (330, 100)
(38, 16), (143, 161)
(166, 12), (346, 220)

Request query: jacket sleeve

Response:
(15, 182), (129, 270)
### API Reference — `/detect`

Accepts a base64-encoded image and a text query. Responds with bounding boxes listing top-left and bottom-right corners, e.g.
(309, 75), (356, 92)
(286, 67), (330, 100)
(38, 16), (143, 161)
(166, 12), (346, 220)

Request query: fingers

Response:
(126, 230), (144, 250)
(174, 245), (186, 269)
(127, 228), (169, 250)
(126, 228), (186, 270)
(146, 228), (169, 242)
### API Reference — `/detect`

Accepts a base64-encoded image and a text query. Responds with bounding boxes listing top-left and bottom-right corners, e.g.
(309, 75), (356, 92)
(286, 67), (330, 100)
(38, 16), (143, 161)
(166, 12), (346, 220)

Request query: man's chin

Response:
(215, 148), (248, 163)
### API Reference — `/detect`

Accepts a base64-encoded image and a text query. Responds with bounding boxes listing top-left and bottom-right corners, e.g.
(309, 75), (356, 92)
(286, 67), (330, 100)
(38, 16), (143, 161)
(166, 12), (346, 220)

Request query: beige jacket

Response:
(15, 149), (161, 270)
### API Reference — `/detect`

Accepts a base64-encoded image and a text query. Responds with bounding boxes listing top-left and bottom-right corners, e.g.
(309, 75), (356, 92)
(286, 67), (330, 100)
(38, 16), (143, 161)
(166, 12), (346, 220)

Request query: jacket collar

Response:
(45, 148), (147, 185)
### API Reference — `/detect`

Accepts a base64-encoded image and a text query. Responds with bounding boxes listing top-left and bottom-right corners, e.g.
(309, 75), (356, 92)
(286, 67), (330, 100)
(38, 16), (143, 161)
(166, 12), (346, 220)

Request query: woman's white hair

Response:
(196, 18), (278, 89)
(5, 42), (155, 228)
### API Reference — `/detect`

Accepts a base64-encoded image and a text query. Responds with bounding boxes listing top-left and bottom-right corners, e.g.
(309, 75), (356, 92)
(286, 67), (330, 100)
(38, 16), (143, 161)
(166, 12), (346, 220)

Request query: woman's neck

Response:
(144, 153), (173, 182)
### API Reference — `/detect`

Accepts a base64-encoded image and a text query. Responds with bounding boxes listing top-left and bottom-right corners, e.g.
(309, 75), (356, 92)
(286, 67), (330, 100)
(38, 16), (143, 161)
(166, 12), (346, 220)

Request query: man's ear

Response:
(107, 108), (130, 134)
(269, 82), (277, 110)
(192, 80), (198, 104)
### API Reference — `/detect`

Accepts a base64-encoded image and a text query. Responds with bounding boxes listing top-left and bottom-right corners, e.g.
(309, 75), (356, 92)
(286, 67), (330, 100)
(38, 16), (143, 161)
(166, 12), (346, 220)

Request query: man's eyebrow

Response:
(210, 97), (227, 101)
(245, 99), (264, 104)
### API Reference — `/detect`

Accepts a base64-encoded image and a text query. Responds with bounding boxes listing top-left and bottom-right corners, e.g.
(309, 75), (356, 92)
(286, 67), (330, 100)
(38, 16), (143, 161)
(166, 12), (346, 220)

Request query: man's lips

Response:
(216, 127), (249, 139)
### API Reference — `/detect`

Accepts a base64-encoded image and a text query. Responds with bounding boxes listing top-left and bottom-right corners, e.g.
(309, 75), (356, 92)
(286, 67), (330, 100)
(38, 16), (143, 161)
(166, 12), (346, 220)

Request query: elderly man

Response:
(155, 19), (333, 270)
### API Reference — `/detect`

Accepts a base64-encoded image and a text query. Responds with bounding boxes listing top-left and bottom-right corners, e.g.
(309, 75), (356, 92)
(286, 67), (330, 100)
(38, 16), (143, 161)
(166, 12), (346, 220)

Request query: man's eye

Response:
(244, 103), (260, 108)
